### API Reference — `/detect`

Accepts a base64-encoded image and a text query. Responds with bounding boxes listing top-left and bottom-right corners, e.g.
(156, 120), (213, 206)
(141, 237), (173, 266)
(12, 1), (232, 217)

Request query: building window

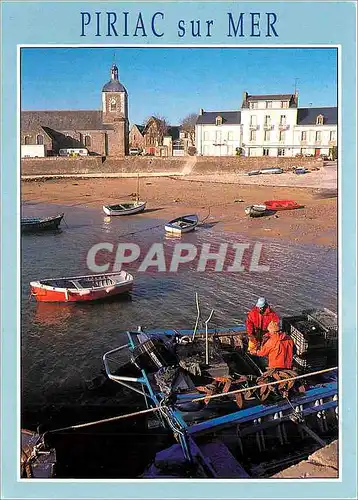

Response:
(279, 130), (285, 142)
(316, 114), (324, 125)
(215, 116), (223, 126)
(204, 131), (209, 141)
(264, 115), (271, 126)
(249, 102), (258, 109)
(278, 148), (285, 156)
(315, 131), (321, 142)
(228, 131), (234, 141)
(301, 131), (307, 141)
(264, 130), (271, 141)
(250, 130), (256, 141)
(330, 130), (336, 141)
(280, 115), (286, 125)
(280, 101), (288, 108)
(266, 101), (272, 109)
(250, 115), (257, 126)
(24, 136), (30, 145)
(84, 135), (92, 147)
(203, 145), (210, 155)
(110, 98), (116, 112)
(215, 131), (221, 143)
(36, 134), (44, 145)
(263, 148), (269, 156)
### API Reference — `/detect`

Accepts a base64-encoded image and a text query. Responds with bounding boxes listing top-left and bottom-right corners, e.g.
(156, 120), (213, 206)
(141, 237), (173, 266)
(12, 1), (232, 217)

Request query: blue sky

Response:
(21, 47), (337, 126)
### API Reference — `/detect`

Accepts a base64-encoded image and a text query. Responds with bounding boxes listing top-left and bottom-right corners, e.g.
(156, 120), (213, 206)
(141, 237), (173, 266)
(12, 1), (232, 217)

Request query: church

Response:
(21, 64), (129, 156)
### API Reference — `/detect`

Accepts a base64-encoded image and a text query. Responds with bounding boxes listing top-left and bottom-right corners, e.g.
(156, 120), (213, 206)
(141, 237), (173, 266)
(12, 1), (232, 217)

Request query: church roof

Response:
(196, 111), (241, 125)
(296, 107), (337, 125)
(102, 80), (127, 92)
(21, 111), (114, 131)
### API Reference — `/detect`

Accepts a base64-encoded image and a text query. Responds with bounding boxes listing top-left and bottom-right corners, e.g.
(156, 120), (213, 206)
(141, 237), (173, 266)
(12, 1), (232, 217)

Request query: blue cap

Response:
(256, 297), (266, 307)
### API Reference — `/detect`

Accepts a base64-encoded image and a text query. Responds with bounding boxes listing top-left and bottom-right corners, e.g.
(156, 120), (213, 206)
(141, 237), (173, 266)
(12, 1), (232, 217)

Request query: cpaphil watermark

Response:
(86, 241), (270, 273)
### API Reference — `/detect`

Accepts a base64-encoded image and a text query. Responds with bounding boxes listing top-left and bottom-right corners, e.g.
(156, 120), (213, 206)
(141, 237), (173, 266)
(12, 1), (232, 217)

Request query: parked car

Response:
(129, 148), (141, 155)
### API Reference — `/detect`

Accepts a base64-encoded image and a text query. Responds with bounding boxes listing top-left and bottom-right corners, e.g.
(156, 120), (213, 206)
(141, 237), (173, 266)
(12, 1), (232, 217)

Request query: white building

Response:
(196, 92), (337, 158)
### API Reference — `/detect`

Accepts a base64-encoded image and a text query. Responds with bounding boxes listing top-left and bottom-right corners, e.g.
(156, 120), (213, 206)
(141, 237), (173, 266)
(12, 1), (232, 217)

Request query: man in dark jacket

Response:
(246, 297), (280, 351)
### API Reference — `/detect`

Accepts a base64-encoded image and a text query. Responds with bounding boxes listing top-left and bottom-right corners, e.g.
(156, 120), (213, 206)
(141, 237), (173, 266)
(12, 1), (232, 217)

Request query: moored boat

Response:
(102, 302), (338, 479)
(21, 213), (64, 232)
(30, 271), (134, 302)
(264, 200), (304, 211)
(244, 204), (268, 217)
(102, 201), (146, 216)
(247, 170), (261, 176)
(260, 167), (283, 175)
(164, 214), (199, 234)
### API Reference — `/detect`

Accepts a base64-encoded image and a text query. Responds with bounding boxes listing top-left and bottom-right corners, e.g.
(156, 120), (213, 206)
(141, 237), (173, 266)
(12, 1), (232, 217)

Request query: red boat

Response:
(264, 200), (304, 211)
(30, 271), (134, 303)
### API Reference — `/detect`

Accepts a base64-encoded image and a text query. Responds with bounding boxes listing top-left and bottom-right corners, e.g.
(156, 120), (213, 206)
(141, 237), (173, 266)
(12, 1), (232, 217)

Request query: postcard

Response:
(0, 1), (357, 499)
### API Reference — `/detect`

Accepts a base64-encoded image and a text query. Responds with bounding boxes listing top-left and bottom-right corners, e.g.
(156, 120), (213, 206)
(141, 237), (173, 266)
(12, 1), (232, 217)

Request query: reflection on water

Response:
(21, 202), (338, 413)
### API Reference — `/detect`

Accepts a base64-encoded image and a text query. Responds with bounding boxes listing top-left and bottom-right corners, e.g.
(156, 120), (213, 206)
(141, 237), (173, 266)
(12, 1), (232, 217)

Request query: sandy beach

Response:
(22, 169), (337, 248)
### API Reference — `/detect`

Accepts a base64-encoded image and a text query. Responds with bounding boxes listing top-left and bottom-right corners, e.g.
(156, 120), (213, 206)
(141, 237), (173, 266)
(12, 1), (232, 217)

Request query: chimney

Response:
(199, 108), (204, 115)
(242, 91), (248, 102)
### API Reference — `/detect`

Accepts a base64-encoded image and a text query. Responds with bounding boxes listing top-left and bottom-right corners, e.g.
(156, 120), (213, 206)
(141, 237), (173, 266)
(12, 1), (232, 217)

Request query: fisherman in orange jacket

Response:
(246, 297), (280, 351)
(249, 321), (294, 369)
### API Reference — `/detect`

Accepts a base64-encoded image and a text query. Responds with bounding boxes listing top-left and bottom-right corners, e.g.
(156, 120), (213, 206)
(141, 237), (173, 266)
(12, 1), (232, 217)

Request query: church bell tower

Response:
(102, 63), (129, 155)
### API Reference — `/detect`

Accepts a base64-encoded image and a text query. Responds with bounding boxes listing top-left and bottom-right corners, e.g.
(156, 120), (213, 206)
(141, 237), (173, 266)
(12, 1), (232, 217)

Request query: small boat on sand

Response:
(30, 271), (134, 302)
(165, 214), (199, 234)
(244, 205), (268, 217)
(103, 201), (146, 216)
(260, 168), (283, 175)
(264, 200), (304, 211)
(21, 213), (64, 232)
(247, 170), (261, 176)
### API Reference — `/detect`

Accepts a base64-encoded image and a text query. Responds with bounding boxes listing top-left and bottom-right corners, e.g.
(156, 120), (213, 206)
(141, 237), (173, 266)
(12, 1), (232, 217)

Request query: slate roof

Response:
(102, 80), (127, 93)
(167, 126), (180, 140)
(21, 111), (113, 131)
(247, 94), (294, 101)
(297, 107), (338, 125)
(132, 124), (145, 134)
(196, 111), (241, 125)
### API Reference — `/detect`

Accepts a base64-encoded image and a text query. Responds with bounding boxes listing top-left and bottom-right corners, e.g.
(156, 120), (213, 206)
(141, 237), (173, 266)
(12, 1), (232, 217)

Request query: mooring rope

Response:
(191, 366), (338, 403)
(44, 406), (165, 435)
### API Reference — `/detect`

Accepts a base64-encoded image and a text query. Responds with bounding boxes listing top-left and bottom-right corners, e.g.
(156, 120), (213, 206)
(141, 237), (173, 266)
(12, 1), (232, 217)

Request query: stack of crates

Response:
(282, 309), (338, 374)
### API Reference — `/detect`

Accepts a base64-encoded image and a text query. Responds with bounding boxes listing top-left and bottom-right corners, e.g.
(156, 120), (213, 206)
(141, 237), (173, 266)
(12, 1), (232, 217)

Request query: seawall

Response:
(21, 156), (321, 178)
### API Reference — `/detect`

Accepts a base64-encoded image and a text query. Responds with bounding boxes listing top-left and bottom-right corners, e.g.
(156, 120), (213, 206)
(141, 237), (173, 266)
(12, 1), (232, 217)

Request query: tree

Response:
(180, 113), (198, 146)
(329, 145), (337, 161)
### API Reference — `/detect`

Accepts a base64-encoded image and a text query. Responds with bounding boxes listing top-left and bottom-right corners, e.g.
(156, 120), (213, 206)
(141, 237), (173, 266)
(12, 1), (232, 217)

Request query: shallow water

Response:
(21, 202), (338, 414)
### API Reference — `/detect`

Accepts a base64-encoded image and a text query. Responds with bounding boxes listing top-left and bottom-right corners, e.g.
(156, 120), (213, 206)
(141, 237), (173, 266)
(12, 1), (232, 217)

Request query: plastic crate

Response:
(304, 308), (338, 345)
(293, 353), (328, 374)
(285, 318), (326, 356)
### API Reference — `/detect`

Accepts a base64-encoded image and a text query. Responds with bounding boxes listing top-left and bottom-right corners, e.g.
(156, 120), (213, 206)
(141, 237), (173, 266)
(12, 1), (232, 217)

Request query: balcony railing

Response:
(328, 140), (337, 146)
(263, 124), (273, 130)
(249, 124), (259, 130)
(300, 140), (307, 145)
(279, 124), (290, 130)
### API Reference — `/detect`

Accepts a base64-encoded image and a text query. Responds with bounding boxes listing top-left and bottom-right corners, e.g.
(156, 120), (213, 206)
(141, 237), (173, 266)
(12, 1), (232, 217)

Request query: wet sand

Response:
(21, 176), (337, 247)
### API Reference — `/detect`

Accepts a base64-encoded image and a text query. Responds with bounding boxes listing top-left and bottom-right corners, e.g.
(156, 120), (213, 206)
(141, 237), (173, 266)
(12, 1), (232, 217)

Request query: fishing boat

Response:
(244, 205), (268, 217)
(21, 429), (56, 478)
(30, 271), (134, 302)
(102, 201), (146, 216)
(103, 298), (338, 478)
(21, 213), (64, 232)
(103, 174), (147, 216)
(164, 214), (199, 234)
(264, 200), (304, 211)
(260, 168), (283, 175)
(247, 170), (261, 176)
(294, 167), (308, 175)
